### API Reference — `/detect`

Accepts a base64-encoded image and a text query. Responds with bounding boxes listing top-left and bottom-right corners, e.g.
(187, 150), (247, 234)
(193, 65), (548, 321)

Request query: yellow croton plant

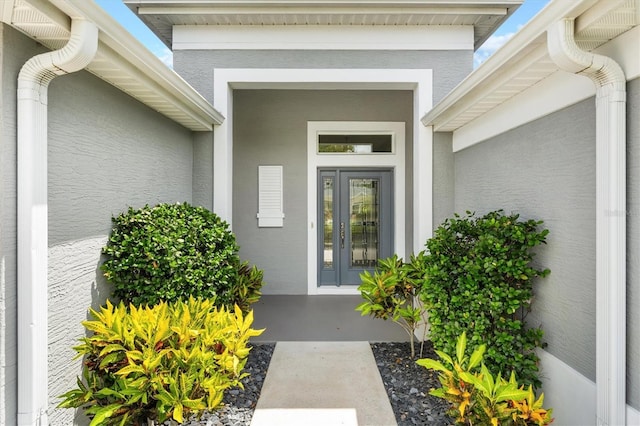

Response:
(59, 297), (264, 425)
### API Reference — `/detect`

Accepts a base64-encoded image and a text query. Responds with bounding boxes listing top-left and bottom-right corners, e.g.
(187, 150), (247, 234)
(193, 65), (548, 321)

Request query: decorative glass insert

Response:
(323, 176), (334, 269)
(349, 178), (379, 268)
(318, 134), (392, 154)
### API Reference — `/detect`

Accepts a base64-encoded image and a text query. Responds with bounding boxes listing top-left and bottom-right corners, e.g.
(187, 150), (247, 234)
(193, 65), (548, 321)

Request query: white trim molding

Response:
(211, 68), (433, 294)
(538, 349), (640, 426)
(173, 25), (473, 51)
(306, 121), (405, 296)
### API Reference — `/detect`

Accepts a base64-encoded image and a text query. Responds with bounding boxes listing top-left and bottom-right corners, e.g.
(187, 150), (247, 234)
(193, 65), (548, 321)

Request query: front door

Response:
(318, 168), (393, 286)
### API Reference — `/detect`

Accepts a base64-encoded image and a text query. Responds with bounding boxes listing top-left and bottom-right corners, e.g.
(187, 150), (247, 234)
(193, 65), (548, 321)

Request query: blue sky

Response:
(95, 0), (551, 69)
(474, 0), (551, 66)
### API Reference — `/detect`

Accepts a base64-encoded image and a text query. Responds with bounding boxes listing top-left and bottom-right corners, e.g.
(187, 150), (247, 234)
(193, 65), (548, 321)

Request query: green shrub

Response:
(356, 254), (428, 358)
(232, 262), (264, 313)
(417, 332), (553, 425)
(101, 202), (262, 309)
(419, 210), (549, 387)
(58, 297), (264, 425)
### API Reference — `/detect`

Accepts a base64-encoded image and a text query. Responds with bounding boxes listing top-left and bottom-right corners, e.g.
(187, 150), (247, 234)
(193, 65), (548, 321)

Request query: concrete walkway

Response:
(251, 341), (397, 426)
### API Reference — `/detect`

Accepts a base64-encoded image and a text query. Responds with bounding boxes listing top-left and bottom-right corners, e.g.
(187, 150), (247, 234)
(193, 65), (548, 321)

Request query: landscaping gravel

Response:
(371, 341), (452, 426)
(179, 341), (453, 426)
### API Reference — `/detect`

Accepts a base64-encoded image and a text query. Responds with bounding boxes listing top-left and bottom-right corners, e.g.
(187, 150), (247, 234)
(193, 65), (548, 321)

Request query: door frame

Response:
(307, 121), (406, 295)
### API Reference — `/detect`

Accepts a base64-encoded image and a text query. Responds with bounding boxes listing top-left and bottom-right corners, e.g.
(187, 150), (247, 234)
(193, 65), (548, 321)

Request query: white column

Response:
(213, 75), (234, 227)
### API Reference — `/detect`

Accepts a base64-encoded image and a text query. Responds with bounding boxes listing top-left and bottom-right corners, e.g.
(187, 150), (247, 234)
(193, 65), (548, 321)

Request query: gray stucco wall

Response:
(193, 132), (214, 209)
(2, 25), (200, 425)
(432, 132), (455, 231)
(627, 77), (639, 409)
(233, 89), (413, 294)
(174, 49), (472, 105)
(48, 73), (194, 246)
(47, 71), (196, 424)
(454, 98), (597, 381)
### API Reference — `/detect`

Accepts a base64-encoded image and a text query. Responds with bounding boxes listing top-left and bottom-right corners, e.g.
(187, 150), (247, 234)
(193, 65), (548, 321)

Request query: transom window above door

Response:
(318, 134), (393, 154)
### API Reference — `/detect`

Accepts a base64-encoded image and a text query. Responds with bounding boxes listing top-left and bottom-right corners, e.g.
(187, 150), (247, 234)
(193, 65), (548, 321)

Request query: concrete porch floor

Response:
(250, 295), (409, 343)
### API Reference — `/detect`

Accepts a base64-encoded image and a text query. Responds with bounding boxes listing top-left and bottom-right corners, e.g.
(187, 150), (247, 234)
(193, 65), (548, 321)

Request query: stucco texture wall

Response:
(432, 132), (455, 230)
(626, 77), (639, 410)
(46, 67), (196, 424)
(0, 25), (200, 424)
(174, 49), (472, 105)
(453, 98), (597, 382)
(232, 89), (413, 294)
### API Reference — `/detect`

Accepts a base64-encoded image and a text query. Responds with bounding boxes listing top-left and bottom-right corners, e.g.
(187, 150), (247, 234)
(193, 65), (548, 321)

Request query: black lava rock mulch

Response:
(223, 343), (275, 409)
(371, 341), (453, 426)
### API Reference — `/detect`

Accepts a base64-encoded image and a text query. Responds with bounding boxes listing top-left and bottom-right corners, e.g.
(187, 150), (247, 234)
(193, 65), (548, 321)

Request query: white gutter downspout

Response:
(17, 18), (98, 425)
(548, 18), (627, 426)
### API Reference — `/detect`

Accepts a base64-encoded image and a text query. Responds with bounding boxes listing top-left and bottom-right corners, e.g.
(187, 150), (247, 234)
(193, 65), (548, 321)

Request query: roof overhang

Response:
(421, 0), (639, 133)
(124, 0), (522, 50)
(2, 0), (224, 131)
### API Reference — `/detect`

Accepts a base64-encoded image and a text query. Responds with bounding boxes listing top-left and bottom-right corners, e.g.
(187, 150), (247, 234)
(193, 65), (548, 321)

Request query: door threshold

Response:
(314, 286), (361, 296)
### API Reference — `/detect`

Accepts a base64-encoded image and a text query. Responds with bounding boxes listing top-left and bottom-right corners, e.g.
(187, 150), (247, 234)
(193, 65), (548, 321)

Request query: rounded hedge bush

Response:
(101, 202), (246, 307)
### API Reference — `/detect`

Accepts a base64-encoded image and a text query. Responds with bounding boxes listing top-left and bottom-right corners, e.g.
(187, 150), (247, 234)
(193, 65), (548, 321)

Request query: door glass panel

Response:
(349, 178), (379, 268)
(322, 177), (334, 269)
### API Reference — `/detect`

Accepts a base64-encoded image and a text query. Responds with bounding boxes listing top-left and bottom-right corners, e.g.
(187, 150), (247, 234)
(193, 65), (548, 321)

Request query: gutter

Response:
(547, 18), (627, 426)
(17, 18), (98, 425)
(53, 0), (224, 129)
(420, 0), (598, 130)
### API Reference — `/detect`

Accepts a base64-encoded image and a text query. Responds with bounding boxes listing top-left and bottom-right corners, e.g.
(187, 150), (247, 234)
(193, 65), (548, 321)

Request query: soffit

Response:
(124, 0), (522, 50)
(4, 0), (223, 131)
(422, 0), (639, 132)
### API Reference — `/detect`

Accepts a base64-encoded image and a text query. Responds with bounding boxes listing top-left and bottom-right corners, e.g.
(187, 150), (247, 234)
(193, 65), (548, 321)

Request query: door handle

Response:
(340, 222), (345, 249)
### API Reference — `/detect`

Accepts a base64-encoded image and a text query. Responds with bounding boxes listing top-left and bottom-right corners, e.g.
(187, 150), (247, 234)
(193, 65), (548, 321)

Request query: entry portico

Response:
(128, 0), (519, 294)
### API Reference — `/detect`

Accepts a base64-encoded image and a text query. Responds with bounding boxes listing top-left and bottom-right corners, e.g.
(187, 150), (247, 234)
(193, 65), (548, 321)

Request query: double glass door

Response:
(318, 168), (393, 286)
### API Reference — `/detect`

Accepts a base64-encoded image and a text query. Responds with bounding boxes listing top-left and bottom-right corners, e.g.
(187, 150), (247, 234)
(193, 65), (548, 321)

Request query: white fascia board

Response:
(451, 24), (639, 152)
(173, 25), (473, 51)
(45, 0), (224, 129)
(421, 0), (599, 127)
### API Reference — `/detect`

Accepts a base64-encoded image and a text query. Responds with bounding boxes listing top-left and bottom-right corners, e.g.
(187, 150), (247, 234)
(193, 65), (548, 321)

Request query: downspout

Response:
(17, 18), (97, 425)
(547, 19), (627, 426)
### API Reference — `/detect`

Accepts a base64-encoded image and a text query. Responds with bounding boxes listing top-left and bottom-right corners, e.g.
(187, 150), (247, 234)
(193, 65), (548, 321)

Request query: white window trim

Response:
(212, 68), (433, 295)
(308, 121), (405, 295)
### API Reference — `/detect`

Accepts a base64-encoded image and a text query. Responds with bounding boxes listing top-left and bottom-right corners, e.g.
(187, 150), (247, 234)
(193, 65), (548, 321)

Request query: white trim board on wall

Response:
(211, 68), (433, 295)
(537, 349), (640, 425)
